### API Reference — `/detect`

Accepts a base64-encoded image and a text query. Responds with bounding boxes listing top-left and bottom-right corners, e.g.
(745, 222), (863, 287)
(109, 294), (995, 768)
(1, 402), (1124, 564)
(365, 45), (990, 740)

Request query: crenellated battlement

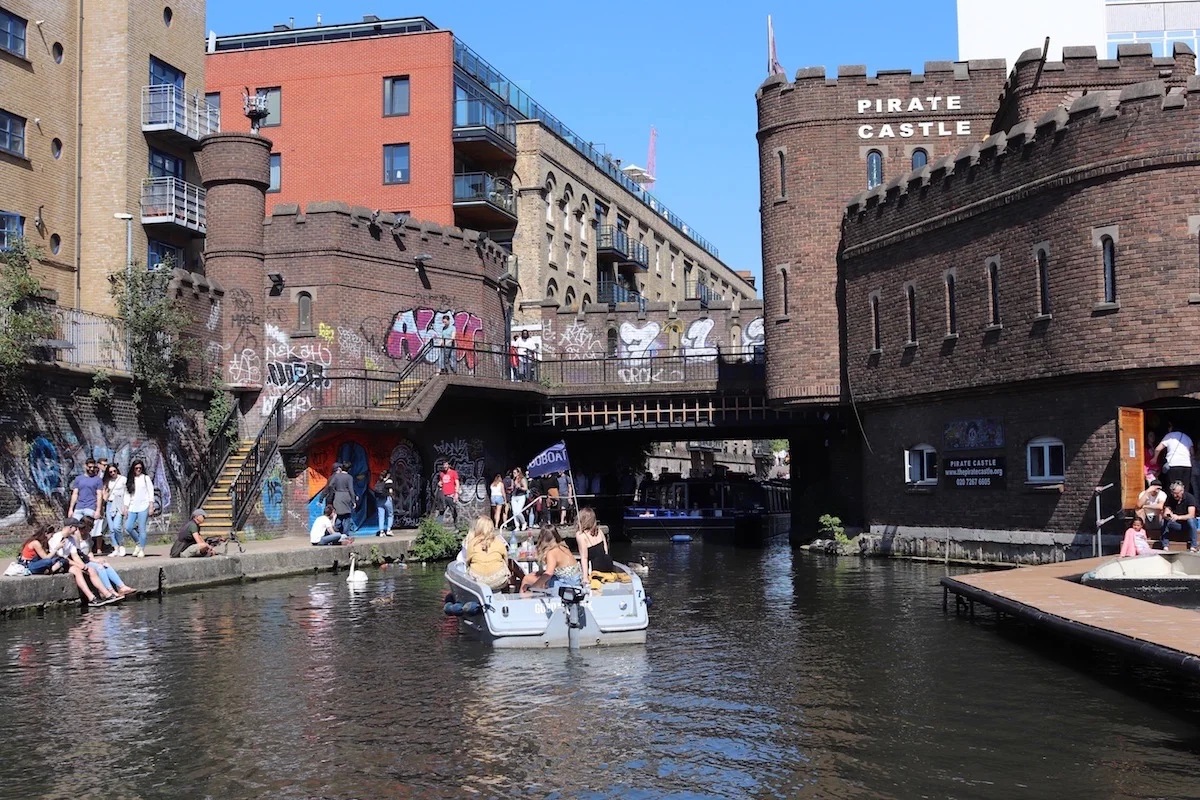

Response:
(993, 42), (1195, 132)
(843, 76), (1200, 251)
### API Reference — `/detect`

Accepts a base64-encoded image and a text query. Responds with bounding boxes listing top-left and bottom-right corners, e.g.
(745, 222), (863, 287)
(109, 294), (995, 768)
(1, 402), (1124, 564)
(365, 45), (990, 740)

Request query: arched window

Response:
(905, 284), (917, 344)
(1102, 235), (1117, 303)
(729, 324), (742, 354)
(1036, 248), (1050, 316)
(297, 291), (312, 333)
(546, 278), (558, 299)
(777, 150), (787, 198)
(1027, 436), (1065, 483)
(904, 443), (938, 485)
(911, 148), (928, 169)
(945, 273), (957, 335)
(867, 149), (883, 190)
(606, 327), (618, 356)
(870, 294), (881, 351)
(987, 261), (1001, 325)
(582, 293), (592, 307)
(564, 286), (576, 310)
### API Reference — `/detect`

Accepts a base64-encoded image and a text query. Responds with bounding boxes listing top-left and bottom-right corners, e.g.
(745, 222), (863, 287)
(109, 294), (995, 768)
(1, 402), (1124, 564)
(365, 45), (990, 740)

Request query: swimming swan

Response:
(347, 553), (368, 586)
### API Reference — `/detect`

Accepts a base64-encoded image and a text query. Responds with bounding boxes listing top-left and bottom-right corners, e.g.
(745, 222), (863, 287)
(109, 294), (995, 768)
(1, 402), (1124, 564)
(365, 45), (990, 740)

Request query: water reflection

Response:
(0, 546), (1197, 799)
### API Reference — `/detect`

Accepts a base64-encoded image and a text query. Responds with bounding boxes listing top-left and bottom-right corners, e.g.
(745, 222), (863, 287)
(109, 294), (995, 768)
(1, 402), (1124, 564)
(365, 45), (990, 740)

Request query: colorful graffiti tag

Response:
(384, 309), (485, 369)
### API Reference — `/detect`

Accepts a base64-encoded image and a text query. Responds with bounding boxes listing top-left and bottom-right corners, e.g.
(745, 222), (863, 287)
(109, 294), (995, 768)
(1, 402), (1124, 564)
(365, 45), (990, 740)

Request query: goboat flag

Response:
(528, 441), (571, 479)
(767, 15), (785, 77)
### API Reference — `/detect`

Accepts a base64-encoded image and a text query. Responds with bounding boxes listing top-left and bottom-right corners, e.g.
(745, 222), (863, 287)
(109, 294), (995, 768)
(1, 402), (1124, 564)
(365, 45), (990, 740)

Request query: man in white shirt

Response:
(1155, 423), (1194, 489)
(311, 504), (351, 546)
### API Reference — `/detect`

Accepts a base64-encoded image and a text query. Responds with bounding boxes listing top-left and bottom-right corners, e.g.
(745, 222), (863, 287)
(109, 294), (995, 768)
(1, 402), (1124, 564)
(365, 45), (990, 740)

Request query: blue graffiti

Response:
(28, 437), (61, 497)
(262, 474), (284, 523)
(337, 441), (380, 533)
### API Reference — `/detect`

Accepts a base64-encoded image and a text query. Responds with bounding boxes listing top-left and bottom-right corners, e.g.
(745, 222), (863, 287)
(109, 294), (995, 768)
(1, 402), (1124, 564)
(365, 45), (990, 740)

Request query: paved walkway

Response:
(943, 555), (1200, 675)
(0, 532), (417, 614)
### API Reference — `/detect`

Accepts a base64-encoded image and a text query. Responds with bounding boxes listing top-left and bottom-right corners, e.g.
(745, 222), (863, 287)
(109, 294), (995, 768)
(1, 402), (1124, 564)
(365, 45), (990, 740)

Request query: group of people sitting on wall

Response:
(7, 517), (139, 604)
(457, 507), (627, 595)
(1125, 423), (1200, 556)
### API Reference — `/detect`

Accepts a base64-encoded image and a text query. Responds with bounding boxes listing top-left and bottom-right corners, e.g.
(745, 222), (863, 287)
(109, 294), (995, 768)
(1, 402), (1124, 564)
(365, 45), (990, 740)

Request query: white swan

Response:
(347, 553), (368, 586)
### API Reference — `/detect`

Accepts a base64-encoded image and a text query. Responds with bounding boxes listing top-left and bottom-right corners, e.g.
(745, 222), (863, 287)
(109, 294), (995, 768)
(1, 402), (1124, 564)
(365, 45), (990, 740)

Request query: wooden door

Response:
(1117, 406), (1144, 509)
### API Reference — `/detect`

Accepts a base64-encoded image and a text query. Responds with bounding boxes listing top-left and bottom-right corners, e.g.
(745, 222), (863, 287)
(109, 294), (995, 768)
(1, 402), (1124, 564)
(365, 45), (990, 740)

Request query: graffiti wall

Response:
(384, 308), (485, 369)
(0, 375), (207, 539)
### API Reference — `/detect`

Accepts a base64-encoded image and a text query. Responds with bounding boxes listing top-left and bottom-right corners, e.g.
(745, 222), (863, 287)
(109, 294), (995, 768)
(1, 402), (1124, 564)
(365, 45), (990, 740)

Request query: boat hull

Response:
(445, 561), (649, 648)
(1081, 552), (1200, 604)
(622, 512), (789, 547)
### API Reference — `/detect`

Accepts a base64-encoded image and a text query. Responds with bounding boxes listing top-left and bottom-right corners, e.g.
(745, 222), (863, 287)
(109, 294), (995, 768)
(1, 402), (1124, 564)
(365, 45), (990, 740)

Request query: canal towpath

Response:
(0, 532), (417, 614)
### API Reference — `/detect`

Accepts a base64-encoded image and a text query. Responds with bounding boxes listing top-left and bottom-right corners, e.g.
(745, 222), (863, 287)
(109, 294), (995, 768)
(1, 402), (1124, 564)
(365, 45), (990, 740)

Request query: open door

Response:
(1117, 406), (1144, 509)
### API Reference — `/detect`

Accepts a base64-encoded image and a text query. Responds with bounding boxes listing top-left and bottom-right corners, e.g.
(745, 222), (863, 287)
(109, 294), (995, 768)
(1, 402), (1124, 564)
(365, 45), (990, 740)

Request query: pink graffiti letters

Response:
(385, 309), (485, 368)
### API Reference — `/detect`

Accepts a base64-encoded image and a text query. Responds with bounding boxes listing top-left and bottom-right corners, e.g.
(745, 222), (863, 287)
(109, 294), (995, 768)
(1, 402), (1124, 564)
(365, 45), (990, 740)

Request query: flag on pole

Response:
(767, 15), (785, 77)
(528, 441), (571, 479)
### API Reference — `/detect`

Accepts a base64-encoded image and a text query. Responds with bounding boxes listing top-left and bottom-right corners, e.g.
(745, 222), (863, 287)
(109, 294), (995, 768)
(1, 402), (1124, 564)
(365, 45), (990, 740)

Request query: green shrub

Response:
(818, 513), (851, 547)
(409, 516), (462, 562)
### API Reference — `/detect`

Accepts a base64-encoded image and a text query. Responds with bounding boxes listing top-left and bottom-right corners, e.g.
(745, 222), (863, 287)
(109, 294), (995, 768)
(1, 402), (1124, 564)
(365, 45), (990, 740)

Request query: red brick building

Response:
(759, 44), (1200, 560)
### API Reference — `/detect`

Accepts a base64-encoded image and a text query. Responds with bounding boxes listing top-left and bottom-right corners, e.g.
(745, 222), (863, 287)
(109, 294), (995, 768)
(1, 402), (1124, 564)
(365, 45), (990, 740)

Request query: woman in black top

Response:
(576, 507), (614, 576)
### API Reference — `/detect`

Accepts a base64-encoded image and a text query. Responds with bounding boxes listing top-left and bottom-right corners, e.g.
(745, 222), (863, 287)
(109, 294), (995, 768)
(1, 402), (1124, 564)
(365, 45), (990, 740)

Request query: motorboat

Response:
(622, 476), (790, 546)
(1081, 551), (1200, 603)
(443, 560), (649, 648)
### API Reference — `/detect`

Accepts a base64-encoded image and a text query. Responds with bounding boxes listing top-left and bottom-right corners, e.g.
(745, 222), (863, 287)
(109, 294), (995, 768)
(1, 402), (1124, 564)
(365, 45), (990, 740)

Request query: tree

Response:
(0, 239), (54, 388)
(108, 256), (196, 399)
(770, 438), (789, 454)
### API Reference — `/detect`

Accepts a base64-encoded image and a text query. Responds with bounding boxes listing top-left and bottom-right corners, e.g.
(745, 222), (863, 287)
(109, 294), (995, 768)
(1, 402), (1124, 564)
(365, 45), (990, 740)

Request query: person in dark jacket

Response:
(325, 463), (357, 535)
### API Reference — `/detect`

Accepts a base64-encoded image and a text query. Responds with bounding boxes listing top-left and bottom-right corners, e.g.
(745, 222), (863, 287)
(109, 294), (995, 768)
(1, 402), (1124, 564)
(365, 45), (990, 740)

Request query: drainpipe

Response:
(73, 0), (84, 309)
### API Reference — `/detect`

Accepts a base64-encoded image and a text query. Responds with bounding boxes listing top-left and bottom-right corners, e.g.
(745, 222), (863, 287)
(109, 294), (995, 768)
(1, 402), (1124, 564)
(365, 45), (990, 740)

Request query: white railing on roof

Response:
(141, 85), (221, 140)
(48, 307), (131, 373)
(140, 177), (206, 234)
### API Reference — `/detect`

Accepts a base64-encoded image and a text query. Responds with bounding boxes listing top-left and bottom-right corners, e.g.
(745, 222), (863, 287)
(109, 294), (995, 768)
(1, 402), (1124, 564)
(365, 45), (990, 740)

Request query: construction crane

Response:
(621, 126), (657, 191)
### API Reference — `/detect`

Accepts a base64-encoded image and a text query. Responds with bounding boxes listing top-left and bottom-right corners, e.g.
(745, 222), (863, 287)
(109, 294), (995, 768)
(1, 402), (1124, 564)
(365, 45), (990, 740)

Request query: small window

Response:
(564, 286), (576, 310)
(582, 293), (591, 307)
(1036, 249), (1050, 315)
(0, 109), (25, 157)
(383, 143), (410, 184)
(911, 148), (928, 169)
(0, 211), (23, 250)
(1102, 235), (1117, 303)
(780, 268), (790, 316)
(205, 92), (220, 111)
(0, 8), (27, 58)
(268, 153), (281, 193)
(52, 42), (63, 63)
(256, 87), (281, 127)
(867, 149), (883, 190)
(607, 327), (618, 356)
(905, 284), (917, 344)
(777, 150), (787, 198)
(150, 56), (184, 89)
(147, 239), (182, 270)
(870, 294), (881, 351)
(905, 444), (938, 486)
(1027, 436), (1065, 483)
(546, 278), (558, 299)
(945, 273), (957, 335)
(987, 261), (1001, 325)
(384, 76), (410, 116)
(297, 292), (313, 332)
(163, 6), (173, 26)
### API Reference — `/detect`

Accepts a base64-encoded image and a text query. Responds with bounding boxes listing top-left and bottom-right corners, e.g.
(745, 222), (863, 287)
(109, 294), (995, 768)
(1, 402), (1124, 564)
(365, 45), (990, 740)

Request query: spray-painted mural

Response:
(426, 437), (490, 521)
(388, 440), (423, 527)
(305, 431), (404, 533)
(261, 323), (334, 421)
(384, 308), (485, 369)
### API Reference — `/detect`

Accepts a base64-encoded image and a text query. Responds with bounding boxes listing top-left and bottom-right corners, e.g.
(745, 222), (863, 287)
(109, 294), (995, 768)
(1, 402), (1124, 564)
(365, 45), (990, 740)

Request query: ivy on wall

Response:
(108, 256), (196, 401)
(0, 240), (54, 391)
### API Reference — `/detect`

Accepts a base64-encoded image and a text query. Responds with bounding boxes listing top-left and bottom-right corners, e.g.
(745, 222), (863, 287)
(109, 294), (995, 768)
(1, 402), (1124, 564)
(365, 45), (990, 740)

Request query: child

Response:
(1120, 517), (1154, 558)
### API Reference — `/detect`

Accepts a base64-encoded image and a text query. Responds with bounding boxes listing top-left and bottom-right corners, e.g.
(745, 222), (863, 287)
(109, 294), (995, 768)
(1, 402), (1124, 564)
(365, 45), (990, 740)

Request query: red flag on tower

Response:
(767, 15), (785, 77)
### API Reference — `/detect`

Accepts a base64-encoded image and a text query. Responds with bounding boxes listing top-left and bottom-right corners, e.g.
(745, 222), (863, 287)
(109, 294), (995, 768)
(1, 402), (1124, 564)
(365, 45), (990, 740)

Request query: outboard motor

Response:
(558, 585), (587, 647)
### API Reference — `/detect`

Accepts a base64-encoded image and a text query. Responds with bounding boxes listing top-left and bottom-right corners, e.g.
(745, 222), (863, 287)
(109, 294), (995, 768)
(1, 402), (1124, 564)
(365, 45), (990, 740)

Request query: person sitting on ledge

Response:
(1120, 516), (1154, 558)
(16, 525), (65, 575)
(49, 519), (121, 604)
(170, 509), (217, 558)
(1137, 479), (1167, 532)
(310, 504), (352, 546)
(1161, 481), (1200, 553)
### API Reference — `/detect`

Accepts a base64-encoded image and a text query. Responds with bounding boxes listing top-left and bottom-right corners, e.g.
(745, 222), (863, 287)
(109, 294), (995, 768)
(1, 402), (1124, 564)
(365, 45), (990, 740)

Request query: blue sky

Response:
(205, 1), (959, 289)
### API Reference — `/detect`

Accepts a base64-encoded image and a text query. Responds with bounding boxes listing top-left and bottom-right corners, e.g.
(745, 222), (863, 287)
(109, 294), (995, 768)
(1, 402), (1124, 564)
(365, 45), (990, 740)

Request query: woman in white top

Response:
(103, 464), (126, 556)
(122, 460), (155, 558)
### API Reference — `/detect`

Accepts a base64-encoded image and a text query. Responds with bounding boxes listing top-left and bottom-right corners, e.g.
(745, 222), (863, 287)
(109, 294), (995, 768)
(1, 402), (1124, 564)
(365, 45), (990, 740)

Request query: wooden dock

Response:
(942, 556), (1200, 678)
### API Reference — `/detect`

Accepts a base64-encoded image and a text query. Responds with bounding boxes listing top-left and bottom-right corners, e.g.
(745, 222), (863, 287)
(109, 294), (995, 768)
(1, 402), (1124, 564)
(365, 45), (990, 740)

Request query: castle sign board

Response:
(856, 95), (972, 139)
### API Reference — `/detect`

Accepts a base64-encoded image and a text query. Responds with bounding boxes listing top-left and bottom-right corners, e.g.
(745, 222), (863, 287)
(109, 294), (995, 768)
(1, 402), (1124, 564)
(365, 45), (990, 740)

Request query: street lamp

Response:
(113, 212), (133, 276)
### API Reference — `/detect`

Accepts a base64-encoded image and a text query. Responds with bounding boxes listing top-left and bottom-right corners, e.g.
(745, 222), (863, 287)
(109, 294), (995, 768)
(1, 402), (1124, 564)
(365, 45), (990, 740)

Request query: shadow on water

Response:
(0, 543), (1196, 799)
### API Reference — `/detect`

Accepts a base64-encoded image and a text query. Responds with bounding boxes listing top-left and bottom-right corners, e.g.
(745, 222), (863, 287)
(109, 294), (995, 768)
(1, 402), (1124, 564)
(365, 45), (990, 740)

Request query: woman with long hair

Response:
(102, 463), (126, 556)
(576, 507), (614, 578)
(463, 516), (511, 591)
(520, 525), (581, 591)
(509, 467), (529, 531)
(373, 469), (395, 537)
(489, 473), (507, 528)
(17, 524), (63, 575)
(123, 460), (155, 558)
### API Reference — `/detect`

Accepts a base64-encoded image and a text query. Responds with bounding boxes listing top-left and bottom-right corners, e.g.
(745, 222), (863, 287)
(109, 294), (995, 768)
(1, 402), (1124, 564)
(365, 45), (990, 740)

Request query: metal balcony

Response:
(596, 225), (649, 272)
(597, 279), (646, 310)
(453, 98), (517, 165)
(452, 172), (516, 231)
(685, 282), (722, 306)
(686, 440), (721, 452)
(140, 177), (206, 235)
(141, 85), (220, 144)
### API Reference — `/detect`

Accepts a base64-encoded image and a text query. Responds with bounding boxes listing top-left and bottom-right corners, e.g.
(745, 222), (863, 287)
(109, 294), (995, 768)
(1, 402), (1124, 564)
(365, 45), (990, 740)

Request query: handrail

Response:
(182, 401), (241, 516)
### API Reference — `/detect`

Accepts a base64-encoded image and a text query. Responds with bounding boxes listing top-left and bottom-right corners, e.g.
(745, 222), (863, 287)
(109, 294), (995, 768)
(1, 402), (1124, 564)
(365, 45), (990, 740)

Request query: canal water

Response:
(1, 544), (1197, 799)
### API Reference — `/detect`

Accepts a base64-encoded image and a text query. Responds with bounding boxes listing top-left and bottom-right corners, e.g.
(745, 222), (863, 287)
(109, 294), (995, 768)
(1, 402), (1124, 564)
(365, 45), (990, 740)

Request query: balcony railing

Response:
(686, 282), (721, 305)
(687, 440), (720, 452)
(597, 226), (649, 269)
(453, 98), (516, 144)
(41, 306), (131, 372)
(141, 85), (220, 140)
(598, 279), (646, 310)
(453, 172), (515, 216)
(141, 177), (206, 234)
